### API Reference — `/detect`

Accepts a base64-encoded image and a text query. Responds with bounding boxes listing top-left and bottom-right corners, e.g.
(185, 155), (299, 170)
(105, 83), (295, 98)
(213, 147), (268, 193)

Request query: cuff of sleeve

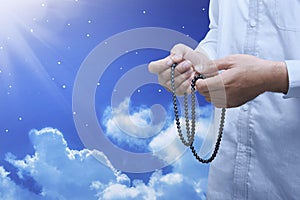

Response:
(283, 60), (300, 98)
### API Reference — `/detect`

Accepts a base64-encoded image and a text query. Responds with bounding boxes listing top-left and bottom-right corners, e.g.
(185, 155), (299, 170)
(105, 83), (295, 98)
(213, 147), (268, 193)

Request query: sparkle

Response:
(158, 89), (162, 93)
(97, 82), (100, 86)
(30, 29), (34, 33)
(202, 7), (206, 11)
(0, 46), (3, 50)
(86, 33), (90, 37)
(8, 85), (12, 89)
(18, 117), (22, 121)
(85, 123), (89, 127)
(137, 89), (141, 93)
(88, 20), (92, 24)
(142, 10), (146, 14)
(104, 41), (108, 45)
(67, 23), (71, 26)
(182, 26), (185, 29)
(62, 84), (66, 89)
(57, 61), (61, 65)
(135, 51), (138, 55)
(41, 3), (45, 7)
(5, 129), (9, 133)
(73, 111), (76, 115)
(51, 77), (55, 81)
(120, 67), (123, 70)
(0, 70), (2, 73)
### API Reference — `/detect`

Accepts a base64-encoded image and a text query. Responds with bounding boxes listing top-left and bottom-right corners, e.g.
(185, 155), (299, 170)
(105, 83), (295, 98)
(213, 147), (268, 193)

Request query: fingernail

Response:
(167, 57), (173, 66)
(171, 54), (182, 61)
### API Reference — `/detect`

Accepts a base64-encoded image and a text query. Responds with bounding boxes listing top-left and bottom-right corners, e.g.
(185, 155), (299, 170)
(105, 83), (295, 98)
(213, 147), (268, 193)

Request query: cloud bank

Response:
(1, 99), (212, 199)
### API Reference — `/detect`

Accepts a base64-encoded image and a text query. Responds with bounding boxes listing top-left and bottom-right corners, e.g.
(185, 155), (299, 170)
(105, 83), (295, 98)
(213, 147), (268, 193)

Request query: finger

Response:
(195, 79), (209, 93)
(163, 68), (195, 95)
(196, 75), (227, 106)
(175, 60), (193, 74)
(148, 56), (172, 74)
(183, 50), (217, 76)
(196, 74), (226, 93)
(194, 60), (219, 78)
(170, 43), (193, 63)
(157, 59), (192, 85)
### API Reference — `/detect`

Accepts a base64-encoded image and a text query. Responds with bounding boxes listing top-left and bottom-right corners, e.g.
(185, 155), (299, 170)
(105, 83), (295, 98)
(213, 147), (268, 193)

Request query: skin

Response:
(148, 43), (289, 108)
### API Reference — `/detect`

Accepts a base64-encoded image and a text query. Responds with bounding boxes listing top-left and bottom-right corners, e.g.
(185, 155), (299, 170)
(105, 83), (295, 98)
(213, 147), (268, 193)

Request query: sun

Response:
(0, 0), (80, 79)
(0, 0), (47, 44)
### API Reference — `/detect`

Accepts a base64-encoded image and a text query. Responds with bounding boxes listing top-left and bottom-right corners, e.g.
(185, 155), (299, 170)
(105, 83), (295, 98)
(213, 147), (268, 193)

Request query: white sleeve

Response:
(195, 0), (219, 59)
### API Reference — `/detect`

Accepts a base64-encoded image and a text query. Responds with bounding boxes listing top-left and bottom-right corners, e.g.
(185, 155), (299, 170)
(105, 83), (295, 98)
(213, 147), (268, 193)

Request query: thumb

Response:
(170, 43), (193, 63)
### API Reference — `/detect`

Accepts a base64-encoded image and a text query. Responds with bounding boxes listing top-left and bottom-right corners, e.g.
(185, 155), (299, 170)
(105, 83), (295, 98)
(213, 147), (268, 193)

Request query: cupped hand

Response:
(148, 43), (211, 96)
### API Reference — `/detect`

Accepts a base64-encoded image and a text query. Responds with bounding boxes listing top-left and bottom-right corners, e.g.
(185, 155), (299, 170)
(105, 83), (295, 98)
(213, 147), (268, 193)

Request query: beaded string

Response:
(171, 63), (226, 163)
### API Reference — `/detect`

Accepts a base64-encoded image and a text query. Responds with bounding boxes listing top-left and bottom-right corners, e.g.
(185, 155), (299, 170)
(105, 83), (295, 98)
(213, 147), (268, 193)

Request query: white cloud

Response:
(102, 98), (169, 151)
(4, 128), (121, 200)
(148, 105), (212, 165)
(0, 99), (214, 199)
(0, 166), (41, 200)
(96, 170), (205, 200)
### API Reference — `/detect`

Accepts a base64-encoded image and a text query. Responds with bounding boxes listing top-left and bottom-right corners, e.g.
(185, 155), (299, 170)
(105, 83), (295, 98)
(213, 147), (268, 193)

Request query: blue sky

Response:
(0, 0), (213, 199)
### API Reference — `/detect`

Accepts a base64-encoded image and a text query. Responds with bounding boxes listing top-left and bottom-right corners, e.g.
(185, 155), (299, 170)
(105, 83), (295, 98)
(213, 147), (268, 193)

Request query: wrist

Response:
(266, 61), (289, 94)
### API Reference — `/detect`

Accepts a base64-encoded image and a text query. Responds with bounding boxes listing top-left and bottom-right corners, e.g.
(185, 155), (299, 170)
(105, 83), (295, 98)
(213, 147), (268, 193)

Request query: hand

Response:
(195, 54), (289, 108)
(148, 43), (210, 96)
